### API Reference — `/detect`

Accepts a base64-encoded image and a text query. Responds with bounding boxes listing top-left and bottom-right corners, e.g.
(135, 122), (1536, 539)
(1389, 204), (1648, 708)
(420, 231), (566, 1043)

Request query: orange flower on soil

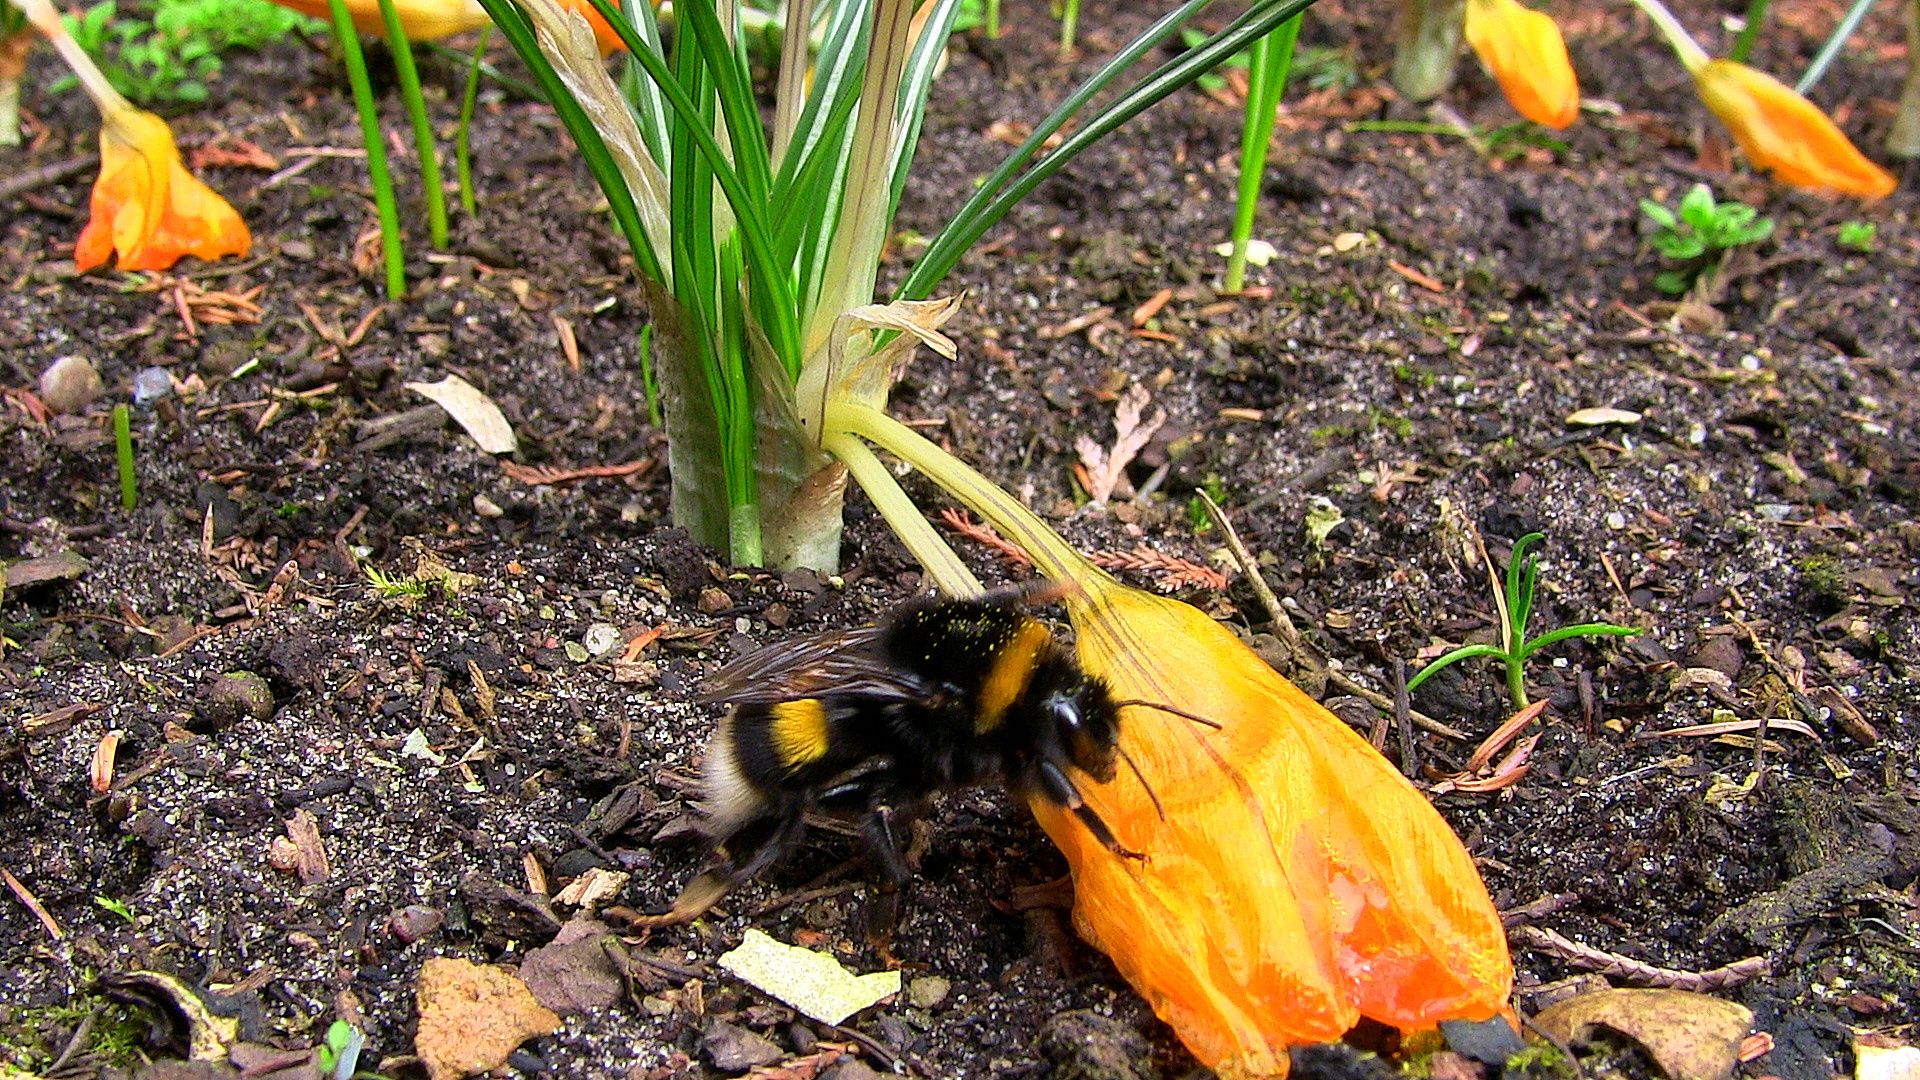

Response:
(1038, 576), (1514, 1079)
(264, 0), (622, 52)
(75, 104), (250, 273)
(1463, 0), (1580, 129)
(1693, 59), (1896, 199)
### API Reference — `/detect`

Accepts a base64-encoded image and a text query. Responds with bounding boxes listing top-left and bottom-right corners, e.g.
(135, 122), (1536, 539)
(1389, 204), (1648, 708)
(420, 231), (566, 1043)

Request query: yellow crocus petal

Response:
(76, 104), (250, 273)
(1694, 58), (1896, 199)
(1463, 0), (1579, 129)
(1042, 575), (1513, 1078)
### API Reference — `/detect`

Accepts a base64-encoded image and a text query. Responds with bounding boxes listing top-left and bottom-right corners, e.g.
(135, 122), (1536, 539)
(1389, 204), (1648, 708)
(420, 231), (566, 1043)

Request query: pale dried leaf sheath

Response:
(517, 0), (673, 274)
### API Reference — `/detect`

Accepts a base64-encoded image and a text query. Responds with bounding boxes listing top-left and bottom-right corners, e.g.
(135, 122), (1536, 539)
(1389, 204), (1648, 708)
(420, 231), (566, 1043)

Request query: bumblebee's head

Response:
(1035, 666), (1122, 784)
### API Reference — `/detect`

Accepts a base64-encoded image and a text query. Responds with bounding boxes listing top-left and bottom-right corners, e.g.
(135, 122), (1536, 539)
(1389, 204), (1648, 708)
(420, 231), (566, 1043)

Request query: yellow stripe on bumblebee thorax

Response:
(973, 616), (1056, 733)
(768, 698), (832, 768)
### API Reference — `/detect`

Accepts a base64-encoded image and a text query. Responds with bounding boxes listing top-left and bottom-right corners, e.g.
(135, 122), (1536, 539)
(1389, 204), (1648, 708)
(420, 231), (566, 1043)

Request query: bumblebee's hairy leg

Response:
(1032, 760), (1147, 863)
(610, 803), (810, 929)
(858, 803), (924, 960)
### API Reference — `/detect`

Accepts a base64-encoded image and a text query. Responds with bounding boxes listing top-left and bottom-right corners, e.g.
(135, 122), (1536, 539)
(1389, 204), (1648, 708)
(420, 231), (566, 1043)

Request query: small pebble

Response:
(38, 355), (103, 415)
(583, 622), (623, 659)
(701, 1018), (782, 1071)
(906, 976), (949, 1010)
(131, 367), (173, 407)
(389, 904), (445, 943)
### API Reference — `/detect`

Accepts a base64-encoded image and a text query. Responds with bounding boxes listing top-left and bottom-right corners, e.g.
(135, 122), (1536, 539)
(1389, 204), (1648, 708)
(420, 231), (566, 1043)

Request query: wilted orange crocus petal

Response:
(1694, 58), (1896, 199)
(264, 0), (623, 50)
(1037, 575), (1512, 1079)
(264, 0), (488, 38)
(75, 105), (250, 273)
(1463, 0), (1580, 129)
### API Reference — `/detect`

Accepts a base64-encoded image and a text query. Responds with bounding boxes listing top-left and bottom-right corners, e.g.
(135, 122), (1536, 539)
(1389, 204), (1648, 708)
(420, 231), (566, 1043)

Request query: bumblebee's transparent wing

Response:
(698, 625), (927, 705)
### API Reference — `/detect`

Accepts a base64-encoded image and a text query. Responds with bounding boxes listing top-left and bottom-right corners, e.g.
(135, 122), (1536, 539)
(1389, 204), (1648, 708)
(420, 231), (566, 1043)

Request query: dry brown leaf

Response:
(1533, 988), (1752, 1080)
(415, 957), (560, 1080)
(1074, 383), (1165, 506)
(282, 808), (330, 884)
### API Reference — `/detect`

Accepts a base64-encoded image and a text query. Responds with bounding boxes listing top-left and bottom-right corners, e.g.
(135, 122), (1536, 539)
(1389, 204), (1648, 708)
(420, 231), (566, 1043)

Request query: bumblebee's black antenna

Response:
(1113, 743), (1166, 821)
(1109, 699), (1222, 821)
(1113, 699), (1223, 730)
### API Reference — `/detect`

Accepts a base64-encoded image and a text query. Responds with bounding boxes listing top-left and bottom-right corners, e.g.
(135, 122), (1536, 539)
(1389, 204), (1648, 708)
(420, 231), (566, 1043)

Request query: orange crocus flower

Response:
(1039, 576), (1513, 1077)
(263, 0), (623, 53)
(1693, 59), (1897, 199)
(16, 0), (249, 271)
(74, 104), (252, 272)
(1464, 0), (1579, 129)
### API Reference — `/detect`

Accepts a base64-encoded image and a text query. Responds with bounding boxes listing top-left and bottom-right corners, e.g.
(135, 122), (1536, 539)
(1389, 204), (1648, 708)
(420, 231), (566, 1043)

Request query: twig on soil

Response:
(825, 1022), (915, 1077)
(1194, 490), (1468, 741)
(0, 154), (96, 201)
(1500, 892), (1581, 928)
(2, 866), (64, 940)
(1509, 924), (1771, 990)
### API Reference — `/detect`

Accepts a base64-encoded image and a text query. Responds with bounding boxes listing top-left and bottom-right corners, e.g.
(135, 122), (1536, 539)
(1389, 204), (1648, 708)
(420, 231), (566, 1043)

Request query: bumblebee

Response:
(631, 583), (1181, 929)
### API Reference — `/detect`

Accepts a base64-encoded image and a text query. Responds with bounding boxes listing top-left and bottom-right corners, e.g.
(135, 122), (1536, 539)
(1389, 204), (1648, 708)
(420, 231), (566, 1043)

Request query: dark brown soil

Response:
(3, 0), (1917, 1078)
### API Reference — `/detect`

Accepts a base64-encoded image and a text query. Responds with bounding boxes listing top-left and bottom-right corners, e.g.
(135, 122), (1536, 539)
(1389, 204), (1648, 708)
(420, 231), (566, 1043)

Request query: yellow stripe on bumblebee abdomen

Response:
(974, 617), (1053, 733)
(768, 698), (832, 768)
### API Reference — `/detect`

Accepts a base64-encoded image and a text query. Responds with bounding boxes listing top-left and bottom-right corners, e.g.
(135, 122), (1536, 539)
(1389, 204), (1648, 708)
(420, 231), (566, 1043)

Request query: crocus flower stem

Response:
(1626, 0), (1710, 70)
(827, 401), (1086, 586)
(375, 0), (449, 249)
(15, 0), (127, 108)
(820, 429), (983, 598)
(325, 0), (407, 298)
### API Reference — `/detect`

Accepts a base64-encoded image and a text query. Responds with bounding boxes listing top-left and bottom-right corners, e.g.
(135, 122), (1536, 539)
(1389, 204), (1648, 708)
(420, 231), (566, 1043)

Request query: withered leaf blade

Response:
(406, 375), (518, 454)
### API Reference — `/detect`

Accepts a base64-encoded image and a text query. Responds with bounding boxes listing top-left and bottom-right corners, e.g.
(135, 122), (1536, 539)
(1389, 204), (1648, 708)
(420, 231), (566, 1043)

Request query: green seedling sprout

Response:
(1837, 220), (1877, 252)
(315, 1020), (372, 1080)
(324, 0), (405, 299)
(1638, 182), (1773, 296)
(455, 26), (490, 217)
(94, 894), (137, 923)
(1223, 11), (1304, 293)
(112, 403), (136, 510)
(373, 0), (448, 249)
(364, 566), (430, 599)
(1406, 532), (1639, 709)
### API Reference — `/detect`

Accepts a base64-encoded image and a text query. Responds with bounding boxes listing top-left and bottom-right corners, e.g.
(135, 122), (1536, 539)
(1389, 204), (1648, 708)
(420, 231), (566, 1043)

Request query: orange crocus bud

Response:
(1693, 58), (1896, 199)
(1042, 576), (1513, 1078)
(1463, 0), (1579, 129)
(74, 104), (252, 272)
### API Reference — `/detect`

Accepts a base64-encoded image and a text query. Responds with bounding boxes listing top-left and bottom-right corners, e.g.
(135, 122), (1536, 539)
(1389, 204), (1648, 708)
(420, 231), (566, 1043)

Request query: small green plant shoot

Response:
(1638, 182), (1773, 295)
(112, 403), (136, 511)
(1406, 532), (1639, 709)
(1836, 220), (1876, 253)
